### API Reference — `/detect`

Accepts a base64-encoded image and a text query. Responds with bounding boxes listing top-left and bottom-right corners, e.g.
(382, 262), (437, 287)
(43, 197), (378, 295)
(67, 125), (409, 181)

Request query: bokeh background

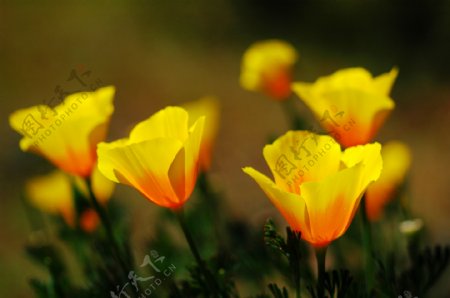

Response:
(1, 1), (450, 297)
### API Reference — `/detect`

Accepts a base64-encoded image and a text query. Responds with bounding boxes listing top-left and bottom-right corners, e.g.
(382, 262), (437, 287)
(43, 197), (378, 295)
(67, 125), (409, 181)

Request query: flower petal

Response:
(129, 106), (189, 143)
(240, 39), (298, 99)
(182, 116), (205, 197)
(167, 115), (205, 205)
(299, 142), (382, 245)
(299, 165), (365, 246)
(341, 142), (383, 180)
(242, 166), (312, 240)
(91, 163), (116, 204)
(292, 68), (396, 147)
(366, 141), (411, 220)
(25, 171), (75, 226)
(182, 97), (220, 170)
(97, 137), (184, 208)
(373, 68), (399, 96)
(9, 86), (115, 176)
(263, 131), (341, 193)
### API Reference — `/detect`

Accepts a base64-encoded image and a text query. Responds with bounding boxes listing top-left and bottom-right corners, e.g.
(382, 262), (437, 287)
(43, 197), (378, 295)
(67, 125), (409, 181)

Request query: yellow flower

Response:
(26, 171), (76, 226)
(25, 167), (114, 231)
(240, 39), (298, 100)
(97, 106), (205, 209)
(182, 97), (220, 171)
(74, 163), (116, 204)
(292, 68), (397, 147)
(365, 141), (411, 221)
(243, 131), (382, 247)
(9, 86), (115, 177)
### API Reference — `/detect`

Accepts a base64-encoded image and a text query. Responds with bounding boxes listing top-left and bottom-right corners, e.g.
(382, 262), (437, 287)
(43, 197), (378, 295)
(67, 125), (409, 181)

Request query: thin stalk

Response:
(49, 268), (66, 298)
(360, 195), (374, 293)
(315, 246), (327, 298)
(198, 173), (226, 249)
(174, 208), (221, 297)
(281, 97), (305, 130)
(84, 177), (129, 278)
(287, 229), (302, 298)
(294, 264), (301, 298)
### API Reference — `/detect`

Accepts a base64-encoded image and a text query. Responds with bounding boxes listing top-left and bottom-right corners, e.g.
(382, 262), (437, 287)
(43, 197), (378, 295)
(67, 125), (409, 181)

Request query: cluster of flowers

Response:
(11, 91), (219, 229)
(240, 40), (411, 244)
(11, 39), (442, 298)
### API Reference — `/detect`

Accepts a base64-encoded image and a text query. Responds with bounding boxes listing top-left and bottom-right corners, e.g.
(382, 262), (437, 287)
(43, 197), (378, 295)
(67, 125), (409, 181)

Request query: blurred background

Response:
(1, 1), (450, 296)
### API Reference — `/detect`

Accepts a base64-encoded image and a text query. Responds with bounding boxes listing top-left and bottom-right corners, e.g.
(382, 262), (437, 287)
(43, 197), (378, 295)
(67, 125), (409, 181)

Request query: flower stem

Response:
(294, 265), (301, 298)
(84, 177), (129, 277)
(281, 97), (305, 130)
(286, 229), (302, 298)
(174, 208), (221, 296)
(315, 246), (327, 298)
(360, 195), (374, 293)
(198, 173), (226, 249)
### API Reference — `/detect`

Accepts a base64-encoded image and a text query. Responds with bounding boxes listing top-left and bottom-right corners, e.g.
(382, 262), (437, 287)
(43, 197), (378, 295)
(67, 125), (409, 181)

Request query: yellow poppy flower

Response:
(97, 106), (205, 209)
(74, 163), (116, 204)
(292, 68), (397, 147)
(182, 97), (220, 171)
(9, 86), (115, 177)
(365, 141), (411, 221)
(25, 168), (114, 230)
(240, 39), (298, 100)
(26, 171), (76, 226)
(243, 131), (382, 247)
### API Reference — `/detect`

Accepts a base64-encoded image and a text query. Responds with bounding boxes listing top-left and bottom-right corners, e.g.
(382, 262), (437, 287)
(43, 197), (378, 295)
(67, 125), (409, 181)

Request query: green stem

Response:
(294, 266), (301, 298)
(287, 229), (302, 298)
(315, 246), (327, 298)
(198, 173), (226, 249)
(49, 267), (66, 298)
(281, 97), (305, 130)
(84, 177), (129, 278)
(360, 195), (374, 293)
(174, 208), (221, 297)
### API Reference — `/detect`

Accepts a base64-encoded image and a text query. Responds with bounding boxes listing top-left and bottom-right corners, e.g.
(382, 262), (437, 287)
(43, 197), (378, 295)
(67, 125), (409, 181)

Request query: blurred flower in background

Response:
(97, 106), (205, 209)
(26, 171), (76, 226)
(292, 68), (398, 147)
(25, 166), (114, 232)
(74, 163), (116, 204)
(366, 140), (412, 221)
(240, 39), (298, 100)
(243, 131), (382, 247)
(182, 96), (220, 171)
(9, 86), (115, 177)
